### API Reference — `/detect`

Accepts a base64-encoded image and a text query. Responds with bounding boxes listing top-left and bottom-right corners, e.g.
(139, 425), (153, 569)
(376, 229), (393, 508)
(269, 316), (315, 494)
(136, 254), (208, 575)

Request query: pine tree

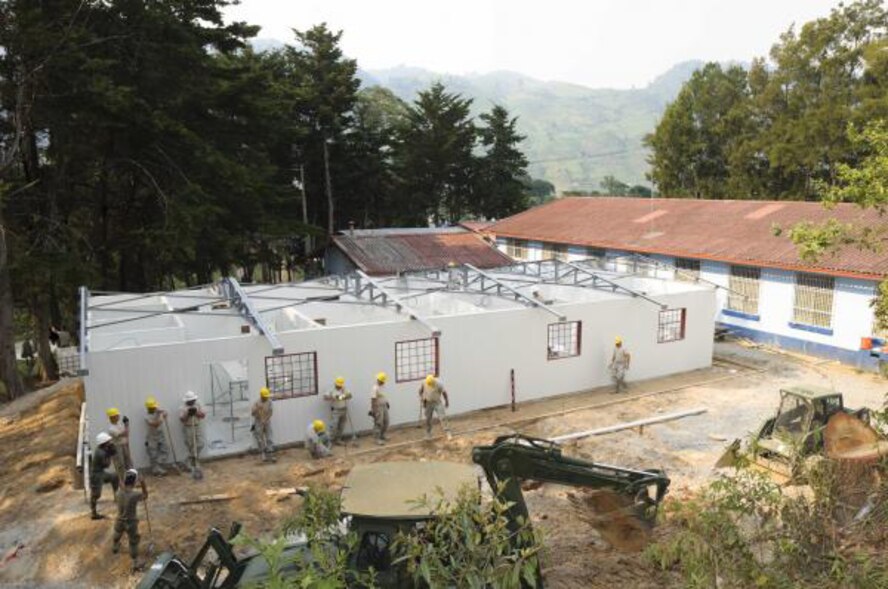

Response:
(476, 105), (529, 219)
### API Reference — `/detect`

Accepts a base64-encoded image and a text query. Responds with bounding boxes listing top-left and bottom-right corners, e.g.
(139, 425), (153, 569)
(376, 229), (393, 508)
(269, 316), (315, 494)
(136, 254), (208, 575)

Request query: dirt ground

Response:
(0, 341), (885, 588)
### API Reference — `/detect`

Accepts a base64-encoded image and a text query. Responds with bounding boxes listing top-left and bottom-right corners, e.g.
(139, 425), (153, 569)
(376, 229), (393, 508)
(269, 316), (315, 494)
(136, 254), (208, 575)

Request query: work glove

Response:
(122, 416), (129, 425)
(188, 407), (197, 416)
(368, 411), (374, 417)
(386, 402), (390, 409)
(250, 424), (255, 432)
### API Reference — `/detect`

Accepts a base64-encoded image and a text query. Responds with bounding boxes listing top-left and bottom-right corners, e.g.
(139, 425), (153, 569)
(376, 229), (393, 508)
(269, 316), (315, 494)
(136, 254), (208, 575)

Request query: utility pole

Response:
(323, 135), (334, 241)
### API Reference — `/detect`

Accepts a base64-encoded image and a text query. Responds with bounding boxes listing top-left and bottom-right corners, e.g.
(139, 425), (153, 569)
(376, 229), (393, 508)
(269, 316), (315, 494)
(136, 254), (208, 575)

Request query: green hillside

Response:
(361, 61), (703, 193)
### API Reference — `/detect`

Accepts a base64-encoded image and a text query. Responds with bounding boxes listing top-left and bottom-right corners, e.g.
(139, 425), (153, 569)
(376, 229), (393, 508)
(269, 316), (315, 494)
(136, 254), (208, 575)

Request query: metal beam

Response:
(322, 271), (442, 336)
(78, 286), (89, 376)
(609, 253), (745, 298)
(219, 277), (285, 355)
(462, 264), (567, 321)
(492, 259), (667, 309)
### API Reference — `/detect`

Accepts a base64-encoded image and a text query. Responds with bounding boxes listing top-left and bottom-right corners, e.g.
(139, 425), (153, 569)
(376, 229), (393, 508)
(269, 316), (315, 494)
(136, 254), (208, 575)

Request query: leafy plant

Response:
(391, 483), (543, 589)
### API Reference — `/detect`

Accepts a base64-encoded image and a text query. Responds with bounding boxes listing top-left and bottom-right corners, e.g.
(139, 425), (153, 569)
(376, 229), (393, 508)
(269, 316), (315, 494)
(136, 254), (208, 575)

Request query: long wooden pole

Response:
(551, 407), (707, 443)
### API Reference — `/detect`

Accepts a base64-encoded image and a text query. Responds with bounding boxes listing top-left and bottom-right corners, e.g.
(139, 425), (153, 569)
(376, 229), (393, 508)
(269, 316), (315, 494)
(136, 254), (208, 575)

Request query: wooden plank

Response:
(179, 493), (237, 505)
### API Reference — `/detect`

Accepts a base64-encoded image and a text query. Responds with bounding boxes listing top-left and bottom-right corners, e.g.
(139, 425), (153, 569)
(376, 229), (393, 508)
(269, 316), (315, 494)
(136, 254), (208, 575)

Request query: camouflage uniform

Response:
(306, 423), (332, 459)
(89, 445), (119, 517)
(179, 402), (205, 470)
(609, 345), (631, 393)
(371, 383), (390, 443)
(108, 421), (132, 479)
(144, 409), (169, 475)
(323, 387), (352, 443)
(420, 381), (450, 436)
(112, 487), (144, 561)
(251, 399), (275, 460)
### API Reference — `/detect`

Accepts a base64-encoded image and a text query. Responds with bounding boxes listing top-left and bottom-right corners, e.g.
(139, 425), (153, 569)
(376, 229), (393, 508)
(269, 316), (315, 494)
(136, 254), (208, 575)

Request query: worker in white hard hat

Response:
(106, 407), (132, 479)
(113, 468), (148, 572)
(179, 390), (206, 477)
(89, 431), (120, 520)
(323, 377), (353, 445)
(143, 396), (169, 476)
(418, 374), (450, 439)
(306, 419), (332, 459)
(251, 387), (276, 462)
(370, 372), (390, 445)
(609, 336), (631, 394)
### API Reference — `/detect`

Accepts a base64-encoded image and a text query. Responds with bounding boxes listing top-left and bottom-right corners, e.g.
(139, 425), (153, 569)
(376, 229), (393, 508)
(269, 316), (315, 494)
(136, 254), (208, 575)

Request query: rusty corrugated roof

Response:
(488, 197), (888, 280)
(332, 227), (513, 275)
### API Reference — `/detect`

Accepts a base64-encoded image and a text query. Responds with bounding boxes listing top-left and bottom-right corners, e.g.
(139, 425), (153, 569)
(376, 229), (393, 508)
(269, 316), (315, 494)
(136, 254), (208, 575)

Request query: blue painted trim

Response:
(720, 323), (880, 371)
(788, 322), (834, 336)
(722, 308), (760, 321)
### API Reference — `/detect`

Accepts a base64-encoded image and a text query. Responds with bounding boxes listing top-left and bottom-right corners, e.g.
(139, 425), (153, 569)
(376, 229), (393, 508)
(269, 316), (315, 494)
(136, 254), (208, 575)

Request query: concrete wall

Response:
(495, 237), (881, 368)
(84, 285), (715, 467)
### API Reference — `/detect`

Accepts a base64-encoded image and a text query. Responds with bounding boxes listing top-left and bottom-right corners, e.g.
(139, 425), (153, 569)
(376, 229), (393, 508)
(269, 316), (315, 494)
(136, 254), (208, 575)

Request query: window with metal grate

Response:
(658, 308), (687, 343)
(265, 352), (318, 398)
(548, 321), (582, 359)
(727, 265), (761, 316)
(395, 337), (439, 382)
(792, 273), (835, 329)
(674, 258), (701, 282)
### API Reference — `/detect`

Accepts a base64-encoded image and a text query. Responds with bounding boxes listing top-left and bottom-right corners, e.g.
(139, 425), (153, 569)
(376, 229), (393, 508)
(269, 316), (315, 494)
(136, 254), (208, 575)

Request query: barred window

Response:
(727, 265), (761, 316)
(265, 352), (317, 398)
(506, 239), (528, 260)
(674, 258), (701, 282)
(658, 308), (687, 343)
(542, 243), (568, 262)
(584, 247), (606, 268)
(548, 321), (581, 359)
(395, 337), (439, 382)
(792, 273), (834, 329)
(56, 347), (81, 376)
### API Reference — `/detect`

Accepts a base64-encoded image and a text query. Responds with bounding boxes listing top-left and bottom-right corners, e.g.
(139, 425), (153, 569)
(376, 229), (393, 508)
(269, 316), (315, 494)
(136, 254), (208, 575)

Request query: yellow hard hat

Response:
(260, 387), (271, 399)
(334, 377), (345, 388)
(425, 374), (436, 386)
(376, 372), (387, 383)
(312, 419), (326, 433)
(615, 336), (623, 345)
(144, 397), (158, 410)
(106, 407), (120, 418)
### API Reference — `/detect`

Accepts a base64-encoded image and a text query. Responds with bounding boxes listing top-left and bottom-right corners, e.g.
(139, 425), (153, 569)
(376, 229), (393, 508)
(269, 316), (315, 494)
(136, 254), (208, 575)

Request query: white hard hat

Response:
(96, 431), (112, 445)
(183, 390), (198, 402)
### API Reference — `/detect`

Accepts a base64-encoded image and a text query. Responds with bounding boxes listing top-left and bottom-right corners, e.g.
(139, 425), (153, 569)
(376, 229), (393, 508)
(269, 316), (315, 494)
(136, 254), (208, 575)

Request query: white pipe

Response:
(551, 407), (707, 443)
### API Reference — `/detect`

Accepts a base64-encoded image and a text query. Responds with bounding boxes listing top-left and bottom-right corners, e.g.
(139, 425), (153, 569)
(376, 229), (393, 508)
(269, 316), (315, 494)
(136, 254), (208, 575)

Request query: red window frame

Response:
(264, 351), (318, 399)
(395, 337), (439, 383)
(547, 321), (582, 360)
(658, 308), (687, 343)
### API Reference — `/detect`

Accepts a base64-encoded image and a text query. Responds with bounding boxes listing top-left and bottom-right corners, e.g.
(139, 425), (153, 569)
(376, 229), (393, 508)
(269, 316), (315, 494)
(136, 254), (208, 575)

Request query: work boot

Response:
(112, 543), (120, 554)
(91, 511), (106, 521)
(132, 560), (145, 573)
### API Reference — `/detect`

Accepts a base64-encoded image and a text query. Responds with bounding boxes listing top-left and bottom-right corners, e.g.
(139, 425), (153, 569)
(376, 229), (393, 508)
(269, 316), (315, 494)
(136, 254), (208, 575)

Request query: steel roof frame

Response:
(218, 277), (285, 355)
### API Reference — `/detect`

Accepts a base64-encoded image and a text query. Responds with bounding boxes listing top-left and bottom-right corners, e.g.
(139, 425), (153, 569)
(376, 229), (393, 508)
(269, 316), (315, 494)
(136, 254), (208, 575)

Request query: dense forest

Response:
(645, 0), (887, 200)
(0, 1), (532, 397)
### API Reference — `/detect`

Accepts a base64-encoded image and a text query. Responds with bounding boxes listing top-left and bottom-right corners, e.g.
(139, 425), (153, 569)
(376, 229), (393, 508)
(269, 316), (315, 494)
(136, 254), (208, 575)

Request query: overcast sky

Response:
(224, 0), (845, 89)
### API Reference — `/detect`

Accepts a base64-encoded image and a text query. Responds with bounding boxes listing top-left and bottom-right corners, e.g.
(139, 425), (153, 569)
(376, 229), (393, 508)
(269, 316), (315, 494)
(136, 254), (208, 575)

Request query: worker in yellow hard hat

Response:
(609, 336), (631, 394)
(106, 407), (132, 479)
(418, 374), (451, 440)
(251, 387), (276, 462)
(306, 419), (332, 458)
(143, 396), (170, 476)
(370, 372), (390, 445)
(323, 377), (353, 445)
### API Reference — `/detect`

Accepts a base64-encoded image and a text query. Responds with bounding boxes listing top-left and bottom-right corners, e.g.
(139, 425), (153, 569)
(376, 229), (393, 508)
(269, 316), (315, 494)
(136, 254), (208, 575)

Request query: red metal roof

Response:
(488, 197), (888, 280)
(332, 228), (513, 275)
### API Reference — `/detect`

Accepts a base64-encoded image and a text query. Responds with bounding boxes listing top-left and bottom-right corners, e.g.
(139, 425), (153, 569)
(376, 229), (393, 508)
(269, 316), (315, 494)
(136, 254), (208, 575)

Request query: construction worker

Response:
(106, 407), (132, 479)
(370, 372), (390, 445)
(179, 390), (206, 477)
(418, 375), (450, 439)
(144, 397), (169, 476)
(113, 468), (148, 572)
(89, 432), (120, 520)
(609, 336), (631, 394)
(251, 387), (276, 462)
(323, 377), (353, 445)
(306, 419), (332, 459)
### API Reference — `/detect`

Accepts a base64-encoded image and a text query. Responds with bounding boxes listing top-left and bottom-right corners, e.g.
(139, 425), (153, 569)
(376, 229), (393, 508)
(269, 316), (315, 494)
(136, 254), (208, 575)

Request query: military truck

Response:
(716, 386), (874, 479)
(137, 434), (670, 588)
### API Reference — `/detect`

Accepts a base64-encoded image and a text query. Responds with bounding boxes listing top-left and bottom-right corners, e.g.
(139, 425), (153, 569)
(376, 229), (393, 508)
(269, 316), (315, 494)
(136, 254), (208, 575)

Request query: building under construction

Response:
(79, 260), (716, 467)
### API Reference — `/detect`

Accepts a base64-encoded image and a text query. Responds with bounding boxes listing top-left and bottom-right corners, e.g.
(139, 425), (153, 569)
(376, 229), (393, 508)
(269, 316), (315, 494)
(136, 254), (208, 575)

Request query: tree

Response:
(287, 24), (360, 239)
(645, 63), (751, 198)
(523, 177), (556, 206)
(789, 121), (888, 330)
(600, 175), (630, 196)
(396, 82), (477, 224)
(476, 105), (529, 219)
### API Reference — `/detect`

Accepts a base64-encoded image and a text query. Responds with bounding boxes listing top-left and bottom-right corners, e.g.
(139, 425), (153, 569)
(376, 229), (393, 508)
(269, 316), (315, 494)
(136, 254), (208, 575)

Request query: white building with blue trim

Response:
(487, 197), (887, 371)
